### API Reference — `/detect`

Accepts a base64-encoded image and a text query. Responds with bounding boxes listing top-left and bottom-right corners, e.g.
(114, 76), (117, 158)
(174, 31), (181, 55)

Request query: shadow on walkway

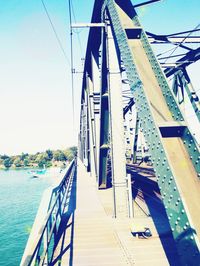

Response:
(127, 167), (181, 266)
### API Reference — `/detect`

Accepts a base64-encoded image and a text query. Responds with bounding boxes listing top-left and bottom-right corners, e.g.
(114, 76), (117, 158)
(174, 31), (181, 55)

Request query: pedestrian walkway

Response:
(51, 159), (178, 266)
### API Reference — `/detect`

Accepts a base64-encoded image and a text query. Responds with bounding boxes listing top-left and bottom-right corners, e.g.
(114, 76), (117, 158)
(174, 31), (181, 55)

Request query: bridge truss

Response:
(79, 0), (200, 264)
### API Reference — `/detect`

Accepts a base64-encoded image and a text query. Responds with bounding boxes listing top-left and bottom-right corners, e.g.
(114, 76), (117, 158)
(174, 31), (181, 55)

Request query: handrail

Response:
(20, 159), (76, 266)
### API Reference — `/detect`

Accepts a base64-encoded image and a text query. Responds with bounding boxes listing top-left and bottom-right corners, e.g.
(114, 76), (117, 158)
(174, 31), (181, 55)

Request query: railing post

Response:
(126, 174), (133, 218)
(43, 226), (48, 265)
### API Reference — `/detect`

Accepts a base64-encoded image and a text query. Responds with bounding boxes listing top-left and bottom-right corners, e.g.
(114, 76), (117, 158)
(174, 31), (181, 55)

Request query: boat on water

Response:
(28, 167), (47, 178)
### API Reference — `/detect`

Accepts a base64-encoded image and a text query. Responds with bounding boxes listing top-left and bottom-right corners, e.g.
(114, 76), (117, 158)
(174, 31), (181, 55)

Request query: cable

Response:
(71, 1), (84, 56)
(68, 0), (75, 131)
(40, 0), (70, 65)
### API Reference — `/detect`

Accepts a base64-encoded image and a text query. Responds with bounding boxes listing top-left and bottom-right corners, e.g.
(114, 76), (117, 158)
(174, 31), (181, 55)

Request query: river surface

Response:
(0, 169), (59, 266)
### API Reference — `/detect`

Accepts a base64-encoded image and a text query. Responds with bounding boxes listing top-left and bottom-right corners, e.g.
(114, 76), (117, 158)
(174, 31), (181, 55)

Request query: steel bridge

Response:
(21, 0), (200, 265)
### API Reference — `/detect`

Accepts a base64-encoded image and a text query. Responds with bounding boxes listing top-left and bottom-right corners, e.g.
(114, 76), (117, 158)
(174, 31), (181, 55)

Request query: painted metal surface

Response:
(106, 1), (200, 264)
(107, 24), (128, 217)
(172, 69), (200, 122)
(98, 28), (110, 188)
(79, 0), (200, 264)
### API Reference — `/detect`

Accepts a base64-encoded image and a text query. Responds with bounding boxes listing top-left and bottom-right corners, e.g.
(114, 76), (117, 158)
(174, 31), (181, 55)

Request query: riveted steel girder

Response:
(80, 0), (200, 263)
(79, 0), (200, 264)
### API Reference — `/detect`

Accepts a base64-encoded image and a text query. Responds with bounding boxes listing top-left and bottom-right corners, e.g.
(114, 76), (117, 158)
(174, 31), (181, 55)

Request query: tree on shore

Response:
(53, 150), (66, 161)
(4, 158), (12, 169)
(13, 158), (22, 168)
(0, 146), (77, 169)
(46, 150), (53, 161)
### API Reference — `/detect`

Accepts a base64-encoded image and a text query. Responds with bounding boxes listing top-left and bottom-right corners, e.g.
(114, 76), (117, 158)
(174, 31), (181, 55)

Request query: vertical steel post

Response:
(87, 74), (97, 179)
(127, 174), (133, 218)
(107, 24), (128, 218)
(91, 55), (101, 181)
(133, 114), (139, 163)
(98, 27), (110, 188)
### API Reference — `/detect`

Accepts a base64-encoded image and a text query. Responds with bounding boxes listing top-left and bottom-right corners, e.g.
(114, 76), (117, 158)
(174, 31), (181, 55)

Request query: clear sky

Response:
(0, 0), (199, 155)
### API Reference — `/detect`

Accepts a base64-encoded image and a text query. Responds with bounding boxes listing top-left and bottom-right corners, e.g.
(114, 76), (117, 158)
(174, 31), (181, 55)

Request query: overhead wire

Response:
(71, 1), (84, 56)
(68, 0), (75, 131)
(40, 0), (70, 65)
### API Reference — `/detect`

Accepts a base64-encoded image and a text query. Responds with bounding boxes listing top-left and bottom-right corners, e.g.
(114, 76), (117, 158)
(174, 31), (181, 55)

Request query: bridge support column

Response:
(107, 24), (128, 218)
(86, 74), (98, 180)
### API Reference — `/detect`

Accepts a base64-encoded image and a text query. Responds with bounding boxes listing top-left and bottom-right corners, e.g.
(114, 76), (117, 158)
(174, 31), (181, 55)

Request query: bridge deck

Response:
(52, 160), (178, 265)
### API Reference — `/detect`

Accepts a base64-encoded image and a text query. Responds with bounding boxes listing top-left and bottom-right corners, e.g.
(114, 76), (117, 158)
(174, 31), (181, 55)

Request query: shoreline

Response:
(0, 165), (67, 171)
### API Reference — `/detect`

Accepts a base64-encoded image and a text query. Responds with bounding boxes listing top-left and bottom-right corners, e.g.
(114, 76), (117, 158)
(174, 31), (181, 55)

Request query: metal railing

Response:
(20, 159), (76, 266)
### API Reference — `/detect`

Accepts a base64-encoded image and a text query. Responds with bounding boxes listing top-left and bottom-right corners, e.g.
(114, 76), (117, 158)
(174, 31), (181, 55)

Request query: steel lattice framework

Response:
(79, 0), (200, 264)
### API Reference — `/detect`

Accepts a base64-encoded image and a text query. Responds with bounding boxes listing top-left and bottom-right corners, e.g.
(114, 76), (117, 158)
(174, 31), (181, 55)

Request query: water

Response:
(0, 169), (58, 266)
